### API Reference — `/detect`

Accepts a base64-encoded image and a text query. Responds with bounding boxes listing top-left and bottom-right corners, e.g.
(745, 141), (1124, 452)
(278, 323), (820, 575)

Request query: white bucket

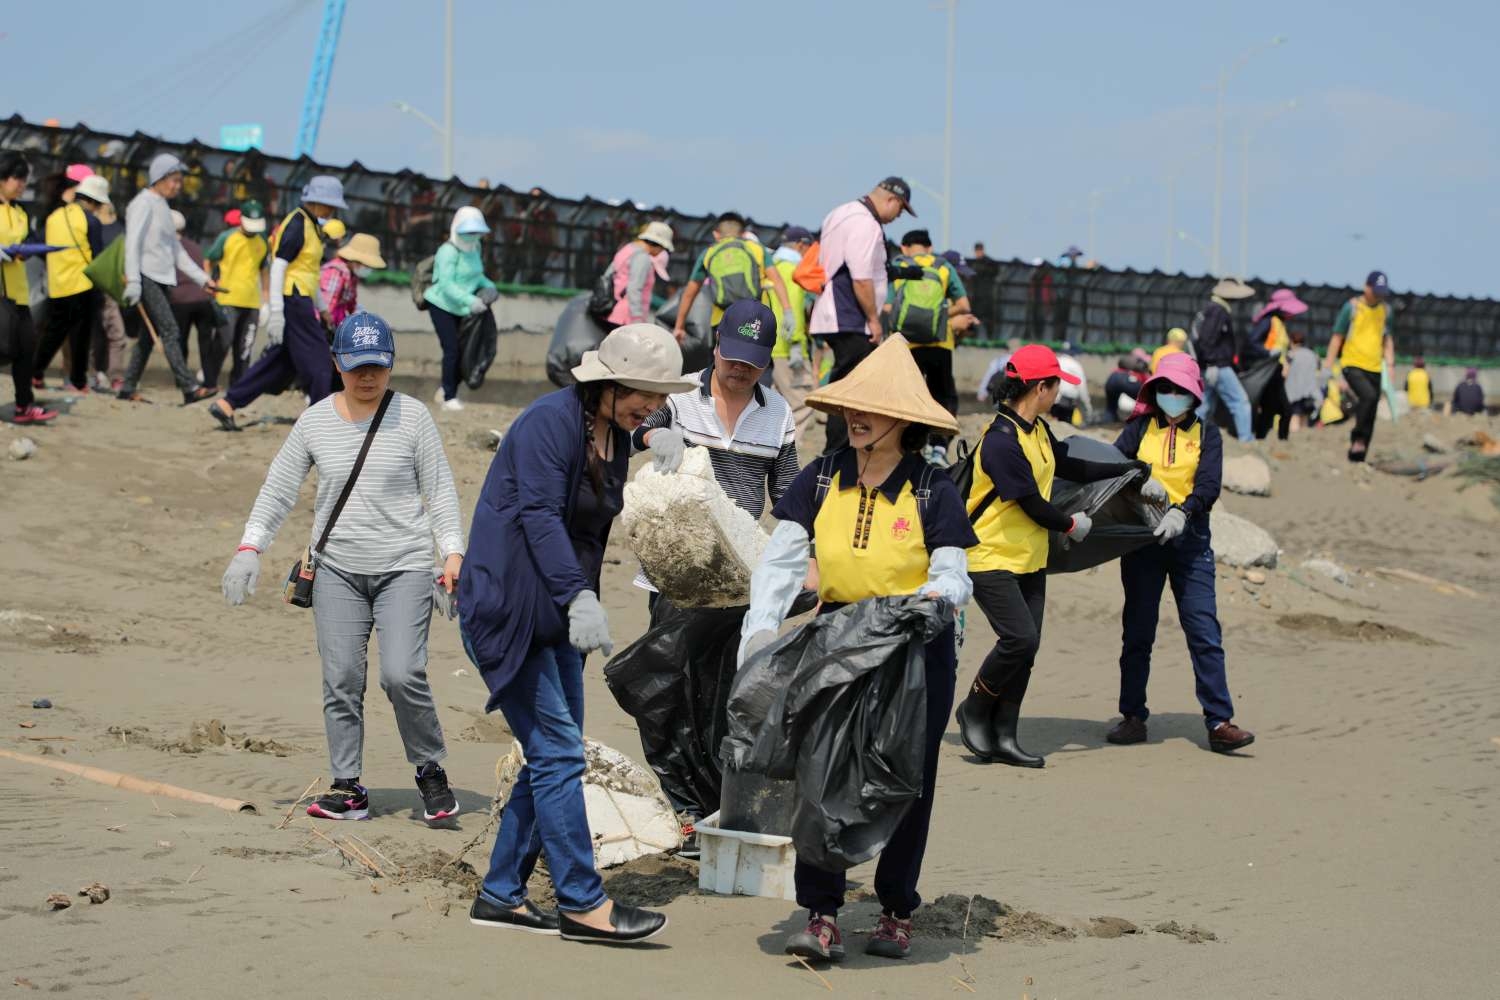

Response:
(694, 810), (797, 901)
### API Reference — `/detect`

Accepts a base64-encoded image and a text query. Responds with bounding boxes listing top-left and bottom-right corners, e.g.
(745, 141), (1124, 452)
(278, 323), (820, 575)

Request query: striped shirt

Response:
(240, 392), (465, 574)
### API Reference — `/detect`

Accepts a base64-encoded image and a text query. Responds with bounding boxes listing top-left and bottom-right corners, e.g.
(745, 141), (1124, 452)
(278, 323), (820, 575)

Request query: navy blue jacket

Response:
(1114, 412), (1222, 520)
(459, 387), (627, 705)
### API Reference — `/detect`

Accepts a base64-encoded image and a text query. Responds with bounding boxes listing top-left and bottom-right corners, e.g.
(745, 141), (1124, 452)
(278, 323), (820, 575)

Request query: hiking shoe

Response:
(865, 913), (913, 959)
(785, 914), (844, 962)
(307, 780), (369, 820)
(675, 817), (701, 860)
(1107, 716), (1148, 745)
(416, 762), (459, 821)
(13, 405), (58, 425)
(1209, 721), (1255, 753)
(182, 386), (217, 406)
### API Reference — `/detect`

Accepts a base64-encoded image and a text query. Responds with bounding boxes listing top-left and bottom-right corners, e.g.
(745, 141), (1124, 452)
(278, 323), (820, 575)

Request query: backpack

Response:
(410, 254), (436, 311)
(703, 238), (762, 308)
(945, 437), (1000, 525)
(811, 454), (938, 521)
(889, 255), (950, 344)
(792, 241), (826, 294)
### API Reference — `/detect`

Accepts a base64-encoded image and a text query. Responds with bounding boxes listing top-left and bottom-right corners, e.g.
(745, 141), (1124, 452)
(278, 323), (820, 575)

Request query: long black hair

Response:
(990, 374), (1060, 409)
(575, 380), (623, 493)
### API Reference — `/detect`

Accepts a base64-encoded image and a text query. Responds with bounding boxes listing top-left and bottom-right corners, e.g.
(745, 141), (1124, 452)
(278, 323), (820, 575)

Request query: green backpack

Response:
(890, 254), (950, 344)
(703, 238), (762, 309)
(82, 235), (128, 305)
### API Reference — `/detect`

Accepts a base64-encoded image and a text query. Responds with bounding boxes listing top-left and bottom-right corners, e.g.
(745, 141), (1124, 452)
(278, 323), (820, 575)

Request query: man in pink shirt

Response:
(809, 177), (915, 451)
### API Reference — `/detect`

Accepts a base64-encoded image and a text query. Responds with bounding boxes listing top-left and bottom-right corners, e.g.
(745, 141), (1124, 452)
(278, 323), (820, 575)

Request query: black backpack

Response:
(947, 433), (1000, 525)
(811, 454), (940, 520)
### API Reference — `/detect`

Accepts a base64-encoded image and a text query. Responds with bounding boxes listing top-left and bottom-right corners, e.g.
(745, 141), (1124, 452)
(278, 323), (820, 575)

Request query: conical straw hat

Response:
(805, 333), (960, 433)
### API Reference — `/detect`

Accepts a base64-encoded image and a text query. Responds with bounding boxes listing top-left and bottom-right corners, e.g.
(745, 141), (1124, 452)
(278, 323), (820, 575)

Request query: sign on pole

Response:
(219, 124), (264, 152)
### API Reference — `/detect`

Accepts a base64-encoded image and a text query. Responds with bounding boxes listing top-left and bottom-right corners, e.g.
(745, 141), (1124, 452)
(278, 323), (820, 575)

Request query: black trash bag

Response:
(457, 307), (498, 390)
(653, 288), (714, 374)
(722, 596), (950, 872)
(546, 293), (608, 388)
(1210, 356), (1280, 431)
(1047, 435), (1161, 573)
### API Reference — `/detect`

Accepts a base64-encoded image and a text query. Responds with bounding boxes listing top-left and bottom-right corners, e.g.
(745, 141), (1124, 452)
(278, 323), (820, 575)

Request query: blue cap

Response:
(715, 300), (777, 369)
(941, 249), (976, 278)
(781, 225), (813, 244)
(332, 311), (395, 371)
(1365, 270), (1390, 298)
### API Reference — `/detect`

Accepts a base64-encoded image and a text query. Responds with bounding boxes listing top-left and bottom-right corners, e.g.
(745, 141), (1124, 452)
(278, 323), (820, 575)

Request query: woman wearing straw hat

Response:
(459, 323), (697, 945)
(738, 333), (978, 962)
(1107, 352), (1255, 755)
(954, 344), (1153, 769)
(320, 232), (385, 331)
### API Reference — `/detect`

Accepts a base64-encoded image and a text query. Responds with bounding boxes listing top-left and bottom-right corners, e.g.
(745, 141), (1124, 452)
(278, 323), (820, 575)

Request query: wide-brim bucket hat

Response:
(804, 333), (960, 433)
(572, 323), (700, 395)
(301, 175), (348, 209)
(338, 233), (386, 269)
(1212, 277), (1255, 300)
(74, 175), (111, 209)
(1254, 287), (1308, 322)
(1131, 351), (1204, 418)
(639, 220), (675, 252)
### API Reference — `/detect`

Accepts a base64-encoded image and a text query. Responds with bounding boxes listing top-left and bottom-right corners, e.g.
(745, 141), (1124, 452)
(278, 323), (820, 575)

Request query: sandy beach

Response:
(4, 384), (1499, 999)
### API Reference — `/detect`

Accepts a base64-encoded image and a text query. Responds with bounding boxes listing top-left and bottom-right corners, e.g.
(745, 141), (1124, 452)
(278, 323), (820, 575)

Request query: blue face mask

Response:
(1157, 393), (1194, 419)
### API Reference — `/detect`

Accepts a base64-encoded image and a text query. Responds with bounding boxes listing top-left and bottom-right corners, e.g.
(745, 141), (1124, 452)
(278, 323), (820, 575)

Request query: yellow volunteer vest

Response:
(216, 230), (267, 309)
(1264, 315), (1289, 353)
(1139, 418), (1203, 505)
(967, 411), (1056, 575)
(0, 201), (30, 305)
(813, 470), (931, 604)
(768, 259), (808, 358)
(45, 203), (93, 297)
(271, 208), (324, 297)
(1339, 298), (1387, 374)
(1406, 368), (1431, 409)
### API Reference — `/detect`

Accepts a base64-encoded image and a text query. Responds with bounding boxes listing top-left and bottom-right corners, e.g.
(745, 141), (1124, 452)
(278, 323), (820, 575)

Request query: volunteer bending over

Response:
(739, 334), (977, 963)
(956, 345), (1156, 768)
(1108, 353), (1255, 754)
(459, 324), (697, 945)
(221, 312), (466, 821)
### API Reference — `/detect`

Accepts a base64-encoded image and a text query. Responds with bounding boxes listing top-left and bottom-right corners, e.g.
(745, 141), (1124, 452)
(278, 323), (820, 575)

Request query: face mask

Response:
(315, 216), (331, 228)
(352, 264), (370, 278)
(1157, 393), (1194, 419)
(454, 234), (480, 251)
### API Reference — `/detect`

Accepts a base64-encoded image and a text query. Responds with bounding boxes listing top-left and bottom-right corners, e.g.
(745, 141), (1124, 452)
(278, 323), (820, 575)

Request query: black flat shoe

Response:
(469, 895), (560, 935)
(955, 697), (998, 761)
(559, 903), (667, 945)
(208, 400), (240, 432)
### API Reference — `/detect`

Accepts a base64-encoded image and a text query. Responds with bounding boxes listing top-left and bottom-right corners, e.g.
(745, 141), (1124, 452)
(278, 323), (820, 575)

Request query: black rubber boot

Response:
(955, 695), (999, 761)
(990, 702), (1044, 768)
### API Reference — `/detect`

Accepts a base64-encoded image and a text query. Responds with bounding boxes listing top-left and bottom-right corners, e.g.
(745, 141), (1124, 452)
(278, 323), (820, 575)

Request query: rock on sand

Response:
(1300, 558), (1350, 586)
(1210, 509), (1279, 568)
(1223, 454), (1271, 496)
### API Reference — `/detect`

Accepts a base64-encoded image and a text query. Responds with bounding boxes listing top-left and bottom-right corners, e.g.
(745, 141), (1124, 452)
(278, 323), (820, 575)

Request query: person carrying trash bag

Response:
(1106, 352), (1255, 755)
(219, 311), (466, 822)
(458, 323), (697, 945)
(425, 206), (497, 412)
(736, 332), (977, 963)
(953, 344), (1156, 769)
(208, 176), (347, 431)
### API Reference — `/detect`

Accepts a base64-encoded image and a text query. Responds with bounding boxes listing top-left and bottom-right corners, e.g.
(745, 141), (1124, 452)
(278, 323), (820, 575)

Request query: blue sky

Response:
(4, 0), (1496, 296)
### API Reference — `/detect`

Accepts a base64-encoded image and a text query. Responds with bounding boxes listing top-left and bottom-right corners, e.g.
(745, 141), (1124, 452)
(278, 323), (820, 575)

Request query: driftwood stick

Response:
(277, 777), (322, 831)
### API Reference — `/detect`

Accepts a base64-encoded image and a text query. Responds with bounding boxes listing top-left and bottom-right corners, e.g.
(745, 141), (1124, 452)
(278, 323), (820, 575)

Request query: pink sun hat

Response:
(1131, 351), (1204, 419)
(65, 164), (95, 183)
(1254, 287), (1308, 323)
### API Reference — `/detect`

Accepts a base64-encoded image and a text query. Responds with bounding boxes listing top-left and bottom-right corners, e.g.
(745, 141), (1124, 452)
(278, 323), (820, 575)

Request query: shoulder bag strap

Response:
(313, 389), (395, 555)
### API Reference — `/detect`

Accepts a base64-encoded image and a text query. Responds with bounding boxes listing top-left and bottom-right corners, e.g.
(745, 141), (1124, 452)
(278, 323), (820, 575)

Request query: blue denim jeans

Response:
(1117, 517), (1236, 729)
(473, 638), (606, 913)
(1197, 365), (1253, 442)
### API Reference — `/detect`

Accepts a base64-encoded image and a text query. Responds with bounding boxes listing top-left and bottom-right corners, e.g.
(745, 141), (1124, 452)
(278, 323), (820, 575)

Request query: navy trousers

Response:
(225, 295), (332, 409)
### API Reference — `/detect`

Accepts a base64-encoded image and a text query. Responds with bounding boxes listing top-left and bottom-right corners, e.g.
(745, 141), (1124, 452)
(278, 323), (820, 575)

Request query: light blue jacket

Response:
(423, 240), (496, 316)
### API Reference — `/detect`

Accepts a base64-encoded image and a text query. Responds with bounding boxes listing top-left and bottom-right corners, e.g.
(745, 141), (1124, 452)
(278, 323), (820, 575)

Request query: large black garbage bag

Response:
(1209, 356), (1280, 431)
(653, 288), (714, 374)
(722, 596), (949, 871)
(1047, 435), (1160, 573)
(546, 293), (608, 388)
(457, 308), (498, 390)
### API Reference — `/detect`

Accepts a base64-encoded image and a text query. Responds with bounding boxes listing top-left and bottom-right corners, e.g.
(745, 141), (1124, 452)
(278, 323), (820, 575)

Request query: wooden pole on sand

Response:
(0, 748), (257, 814)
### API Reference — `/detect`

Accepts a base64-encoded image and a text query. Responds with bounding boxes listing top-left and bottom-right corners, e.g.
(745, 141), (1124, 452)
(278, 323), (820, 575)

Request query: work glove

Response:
(788, 343), (807, 371)
(468, 297), (488, 316)
(1065, 512), (1093, 545)
(221, 549), (261, 606)
(258, 303), (271, 328)
(567, 590), (613, 656)
(431, 570), (458, 620)
(0, 247), (11, 263)
(264, 308), (285, 348)
(477, 286), (499, 305)
(649, 428), (686, 474)
(122, 280), (142, 307)
(740, 629), (778, 668)
(1154, 507), (1187, 544)
(1140, 479), (1169, 505)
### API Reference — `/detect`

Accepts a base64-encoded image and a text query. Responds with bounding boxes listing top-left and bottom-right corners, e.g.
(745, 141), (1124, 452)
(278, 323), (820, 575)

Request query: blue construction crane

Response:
(293, 0), (347, 159)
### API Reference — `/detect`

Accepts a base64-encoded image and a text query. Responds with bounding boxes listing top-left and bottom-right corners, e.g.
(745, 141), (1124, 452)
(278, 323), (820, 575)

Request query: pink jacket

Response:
(606, 242), (656, 325)
(320, 258), (359, 328)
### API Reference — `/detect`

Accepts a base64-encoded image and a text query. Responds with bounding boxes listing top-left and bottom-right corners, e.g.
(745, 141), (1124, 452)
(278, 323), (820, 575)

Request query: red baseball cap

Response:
(1005, 344), (1080, 384)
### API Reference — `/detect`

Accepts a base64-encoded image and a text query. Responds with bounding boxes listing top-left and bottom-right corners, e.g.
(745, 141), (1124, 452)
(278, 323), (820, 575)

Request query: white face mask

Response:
(352, 264), (371, 277)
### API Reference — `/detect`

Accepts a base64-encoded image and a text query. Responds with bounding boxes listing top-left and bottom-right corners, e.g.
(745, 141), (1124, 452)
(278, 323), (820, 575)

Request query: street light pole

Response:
(1210, 35), (1286, 275)
(1239, 98), (1298, 278)
(942, 0), (956, 249)
(442, 0), (454, 179)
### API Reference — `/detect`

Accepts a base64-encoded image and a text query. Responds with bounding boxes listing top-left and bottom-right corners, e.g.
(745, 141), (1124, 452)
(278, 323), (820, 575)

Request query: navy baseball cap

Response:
(1365, 270), (1390, 298)
(716, 300), (777, 369)
(332, 311), (395, 371)
(782, 225), (813, 244)
(941, 249), (976, 278)
(878, 176), (917, 216)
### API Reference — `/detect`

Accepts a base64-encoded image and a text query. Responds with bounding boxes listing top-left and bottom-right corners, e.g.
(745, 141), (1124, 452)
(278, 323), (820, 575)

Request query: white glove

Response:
(257, 303), (270, 328)
(1154, 507), (1187, 544)
(789, 343), (807, 370)
(1140, 479), (1169, 504)
(0, 247), (12, 263)
(264, 309), (285, 348)
(1065, 512), (1093, 544)
(468, 297), (488, 316)
(431, 571), (458, 620)
(221, 550), (261, 606)
(648, 428), (686, 474)
(740, 629), (777, 668)
(567, 590), (613, 656)
(123, 280), (142, 307)
(477, 286), (499, 305)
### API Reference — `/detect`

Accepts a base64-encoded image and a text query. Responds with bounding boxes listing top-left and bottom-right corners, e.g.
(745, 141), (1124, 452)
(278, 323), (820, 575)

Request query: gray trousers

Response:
(122, 277), (199, 394)
(311, 563), (447, 780)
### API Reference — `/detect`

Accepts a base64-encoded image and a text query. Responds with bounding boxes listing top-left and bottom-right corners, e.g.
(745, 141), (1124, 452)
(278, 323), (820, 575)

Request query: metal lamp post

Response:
(1239, 98), (1299, 278)
(1211, 35), (1287, 274)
